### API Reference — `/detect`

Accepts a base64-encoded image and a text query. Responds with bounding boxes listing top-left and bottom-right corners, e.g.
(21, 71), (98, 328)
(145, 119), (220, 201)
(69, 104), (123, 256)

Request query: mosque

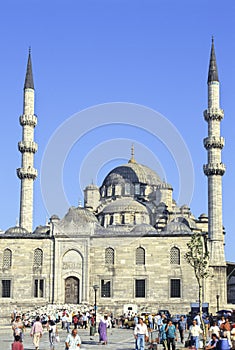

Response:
(0, 40), (234, 320)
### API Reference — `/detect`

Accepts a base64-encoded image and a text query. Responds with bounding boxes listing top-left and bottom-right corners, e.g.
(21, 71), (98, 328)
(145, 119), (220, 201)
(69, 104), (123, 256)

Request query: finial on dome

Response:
(128, 144), (136, 164)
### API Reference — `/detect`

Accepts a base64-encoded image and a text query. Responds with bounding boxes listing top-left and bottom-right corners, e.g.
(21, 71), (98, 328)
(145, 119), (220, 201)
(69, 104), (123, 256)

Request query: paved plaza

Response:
(0, 324), (187, 350)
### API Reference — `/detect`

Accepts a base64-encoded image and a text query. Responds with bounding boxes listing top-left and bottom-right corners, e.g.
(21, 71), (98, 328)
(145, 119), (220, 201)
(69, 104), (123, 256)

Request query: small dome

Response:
(33, 225), (50, 234)
(63, 206), (98, 224)
(50, 214), (60, 220)
(102, 198), (148, 214)
(176, 216), (197, 229)
(198, 213), (208, 223)
(163, 221), (191, 233)
(5, 226), (29, 235)
(85, 184), (99, 190)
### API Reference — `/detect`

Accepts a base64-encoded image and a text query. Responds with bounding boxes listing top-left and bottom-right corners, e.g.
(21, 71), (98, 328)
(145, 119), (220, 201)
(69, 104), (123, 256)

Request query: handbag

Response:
(185, 339), (191, 347)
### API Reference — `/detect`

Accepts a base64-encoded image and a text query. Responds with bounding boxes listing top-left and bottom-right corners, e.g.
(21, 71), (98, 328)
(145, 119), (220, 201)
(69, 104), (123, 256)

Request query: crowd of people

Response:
(10, 306), (114, 349)
(131, 311), (235, 350)
(10, 306), (235, 350)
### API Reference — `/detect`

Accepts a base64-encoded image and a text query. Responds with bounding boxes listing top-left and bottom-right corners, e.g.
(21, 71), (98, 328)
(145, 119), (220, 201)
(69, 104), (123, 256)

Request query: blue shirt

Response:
(167, 324), (176, 338)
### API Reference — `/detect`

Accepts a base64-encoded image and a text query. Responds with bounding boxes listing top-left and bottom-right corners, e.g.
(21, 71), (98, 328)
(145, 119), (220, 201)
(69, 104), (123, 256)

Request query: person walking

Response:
(98, 315), (109, 345)
(65, 328), (81, 349)
(178, 315), (187, 344)
(12, 315), (24, 343)
(209, 321), (220, 339)
(220, 317), (232, 347)
(47, 318), (58, 348)
(159, 319), (168, 350)
(189, 319), (203, 350)
(166, 320), (177, 350)
(30, 316), (43, 350)
(134, 316), (149, 350)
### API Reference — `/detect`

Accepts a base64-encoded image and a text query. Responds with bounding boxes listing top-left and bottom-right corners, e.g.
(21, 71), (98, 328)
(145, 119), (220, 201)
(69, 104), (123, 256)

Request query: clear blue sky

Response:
(0, 1), (235, 261)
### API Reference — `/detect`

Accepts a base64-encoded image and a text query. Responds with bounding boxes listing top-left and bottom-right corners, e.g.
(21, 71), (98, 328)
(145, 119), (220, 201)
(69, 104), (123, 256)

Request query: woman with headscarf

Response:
(98, 315), (108, 345)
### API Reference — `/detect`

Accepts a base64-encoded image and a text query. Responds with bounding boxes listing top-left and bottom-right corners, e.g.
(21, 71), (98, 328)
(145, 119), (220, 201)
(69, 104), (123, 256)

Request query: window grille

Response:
(170, 279), (181, 298)
(34, 279), (44, 298)
(170, 247), (180, 265)
(101, 280), (111, 297)
(105, 247), (114, 265)
(34, 248), (43, 267)
(135, 279), (146, 298)
(3, 249), (12, 269)
(2, 280), (11, 297)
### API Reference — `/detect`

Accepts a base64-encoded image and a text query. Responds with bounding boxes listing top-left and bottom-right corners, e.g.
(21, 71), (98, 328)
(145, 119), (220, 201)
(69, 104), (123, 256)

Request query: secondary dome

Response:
(63, 206), (98, 224)
(98, 198), (150, 227)
(102, 198), (149, 214)
(5, 226), (29, 235)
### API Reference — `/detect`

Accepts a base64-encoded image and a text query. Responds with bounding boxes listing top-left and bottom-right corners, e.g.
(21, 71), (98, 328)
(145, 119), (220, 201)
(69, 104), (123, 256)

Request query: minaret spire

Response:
(24, 47), (34, 89)
(207, 37), (219, 83)
(17, 50), (38, 232)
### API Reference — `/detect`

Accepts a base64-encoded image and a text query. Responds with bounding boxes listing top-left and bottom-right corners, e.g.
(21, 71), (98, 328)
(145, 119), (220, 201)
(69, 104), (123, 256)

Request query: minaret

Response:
(203, 38), (226, 266)
(17, 49), (38, 232)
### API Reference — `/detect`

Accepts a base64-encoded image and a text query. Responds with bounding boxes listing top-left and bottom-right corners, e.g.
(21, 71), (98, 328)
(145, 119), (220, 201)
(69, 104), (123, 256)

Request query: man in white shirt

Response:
(189, 319), (203, 350)
(194, 313), (201, 326)
(134, 317), (149, 350)
(65, 328), (81, 349)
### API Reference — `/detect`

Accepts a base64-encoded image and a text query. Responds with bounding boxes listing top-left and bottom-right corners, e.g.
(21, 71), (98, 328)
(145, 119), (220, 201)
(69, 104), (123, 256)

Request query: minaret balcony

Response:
(20, 114), (37, 127)
(203, 163), (226, 176)
(17, 167), (38, 180)
(18, 141), (38, 153)
(203, 108), (224, 121)
(203, 136), (224, 150)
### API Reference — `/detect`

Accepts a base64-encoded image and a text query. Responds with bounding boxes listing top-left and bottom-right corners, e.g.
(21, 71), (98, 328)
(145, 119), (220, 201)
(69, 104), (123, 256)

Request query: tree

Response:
(184, 232), (211, 348)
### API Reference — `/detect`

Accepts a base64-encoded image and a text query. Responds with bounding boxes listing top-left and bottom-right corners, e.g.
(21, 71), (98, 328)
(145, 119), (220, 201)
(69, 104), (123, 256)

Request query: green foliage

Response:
(184, 232), (210, 282)
(185, 232), (211, 349)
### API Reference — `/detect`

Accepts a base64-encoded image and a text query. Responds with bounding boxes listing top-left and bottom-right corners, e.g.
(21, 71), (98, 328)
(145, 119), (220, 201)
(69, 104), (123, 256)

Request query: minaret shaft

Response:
(17, 52), (38, 232)
(203, 40), (226, 266)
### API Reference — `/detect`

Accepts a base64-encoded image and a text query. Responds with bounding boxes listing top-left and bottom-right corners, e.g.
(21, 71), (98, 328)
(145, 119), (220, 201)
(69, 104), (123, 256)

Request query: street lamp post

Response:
(216, 294), (220, 312)
(93, 284), (99, 332)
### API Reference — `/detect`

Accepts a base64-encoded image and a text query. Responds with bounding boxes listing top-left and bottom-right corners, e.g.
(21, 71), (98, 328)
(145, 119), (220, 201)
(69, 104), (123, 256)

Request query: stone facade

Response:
(0, 41), (231, 321)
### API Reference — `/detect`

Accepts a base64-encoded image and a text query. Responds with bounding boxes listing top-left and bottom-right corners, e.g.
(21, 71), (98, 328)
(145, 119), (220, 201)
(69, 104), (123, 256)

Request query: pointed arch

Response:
(3, 248), (12, 269)
(33, 248), (43, 267)
(170, 246), (180, 265)
(136, 247), (145, 265)
(105, 247), (114, 265)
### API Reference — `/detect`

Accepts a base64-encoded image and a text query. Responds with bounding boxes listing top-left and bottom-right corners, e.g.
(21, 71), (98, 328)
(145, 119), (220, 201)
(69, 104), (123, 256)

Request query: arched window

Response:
(105, 247), (114, 265)
(125, 183), (131, 195)
(109, 215), (114, 225)
(136, 247), (145, 265)
(34, 248), (43, 267)
(3, 249), (12, 269)
(170, 247), (180, 265)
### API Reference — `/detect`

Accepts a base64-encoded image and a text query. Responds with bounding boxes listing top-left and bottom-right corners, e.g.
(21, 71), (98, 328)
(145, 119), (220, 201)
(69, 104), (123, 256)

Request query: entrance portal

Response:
(65, 277), (80, 304)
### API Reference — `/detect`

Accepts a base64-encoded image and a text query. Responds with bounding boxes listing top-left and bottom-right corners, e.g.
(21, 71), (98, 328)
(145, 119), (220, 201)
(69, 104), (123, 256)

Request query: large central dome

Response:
(99, 150), (162, 202)
(102, 160), (162, 187)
